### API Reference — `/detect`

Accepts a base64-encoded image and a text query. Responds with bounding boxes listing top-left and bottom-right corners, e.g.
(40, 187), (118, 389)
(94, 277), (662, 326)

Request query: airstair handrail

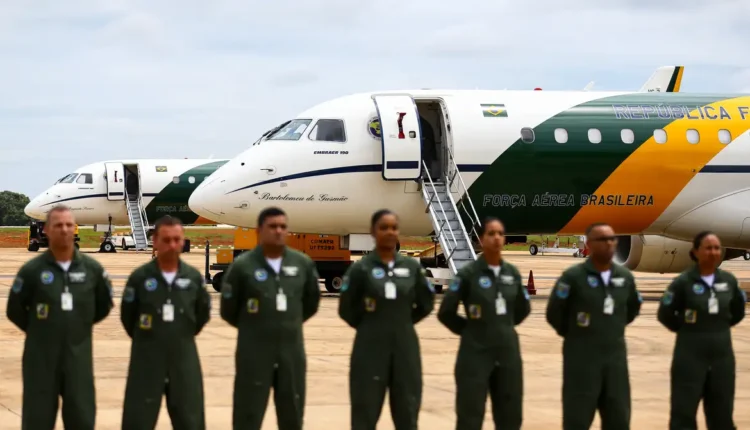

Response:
(445, 146), (482, 241)
(421, 161), (458, 257)
(442, 178), (478, 261)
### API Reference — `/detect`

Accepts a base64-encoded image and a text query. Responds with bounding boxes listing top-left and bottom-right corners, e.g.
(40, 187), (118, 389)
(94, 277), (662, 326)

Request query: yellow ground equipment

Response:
(206, 227), (352, 293)
(27, 221), (80, 252)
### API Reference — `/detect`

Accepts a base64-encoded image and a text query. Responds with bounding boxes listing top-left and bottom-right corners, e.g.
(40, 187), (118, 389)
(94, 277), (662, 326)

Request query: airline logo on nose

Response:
(481, 104), (508, 117)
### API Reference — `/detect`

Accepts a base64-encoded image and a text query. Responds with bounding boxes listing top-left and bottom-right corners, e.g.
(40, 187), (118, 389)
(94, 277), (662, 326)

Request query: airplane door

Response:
(104, 162), (125, 201)
(372, 94), (422, 180)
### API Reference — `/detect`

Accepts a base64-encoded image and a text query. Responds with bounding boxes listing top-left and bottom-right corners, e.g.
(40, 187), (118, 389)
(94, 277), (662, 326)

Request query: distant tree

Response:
(0, 191), (31, 226)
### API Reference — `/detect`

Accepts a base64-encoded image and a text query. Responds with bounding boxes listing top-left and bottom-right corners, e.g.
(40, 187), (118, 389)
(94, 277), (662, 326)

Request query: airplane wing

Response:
(639, 65), (684, 93)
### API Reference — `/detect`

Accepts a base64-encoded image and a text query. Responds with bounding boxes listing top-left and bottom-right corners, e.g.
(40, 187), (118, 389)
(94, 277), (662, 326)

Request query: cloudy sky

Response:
(2, 0), (749, 197)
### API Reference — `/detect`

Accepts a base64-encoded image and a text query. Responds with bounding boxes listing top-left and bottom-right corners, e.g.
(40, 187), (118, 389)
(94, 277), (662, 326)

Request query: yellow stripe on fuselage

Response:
(559, 96), (750, 235)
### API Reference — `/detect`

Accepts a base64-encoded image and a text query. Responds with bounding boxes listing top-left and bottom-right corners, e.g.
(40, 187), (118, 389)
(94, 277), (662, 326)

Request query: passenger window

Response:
(308, 119), (346, 142)
(554, 128), (568, 143)
(76, 173), (93, 184)
(267, 119), (312, 141)
(188, 176), (195, 184)
(654, 129), (667, 144)
(172, 176), (180, 184)
(686, 129), (699, 144)
(621, 129), (635, 144)
(520, 127), (535, 143)
(588, 128), (602, 144)
(719, 129), (732, 144)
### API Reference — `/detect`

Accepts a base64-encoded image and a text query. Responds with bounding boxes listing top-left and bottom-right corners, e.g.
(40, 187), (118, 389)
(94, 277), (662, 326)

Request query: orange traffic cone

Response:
(525, 270), (536, 295)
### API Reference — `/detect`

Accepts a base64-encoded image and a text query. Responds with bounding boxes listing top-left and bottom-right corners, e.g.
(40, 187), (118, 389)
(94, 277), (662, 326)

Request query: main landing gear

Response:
(99, 216), (117, 253)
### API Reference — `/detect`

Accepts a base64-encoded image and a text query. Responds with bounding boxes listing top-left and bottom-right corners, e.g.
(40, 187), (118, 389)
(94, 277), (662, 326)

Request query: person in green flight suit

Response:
(437, 216), (531, 430)
(546, 222), (642, 430)
(6, 205), (113, 430)
(338, 209), (435, 430)
(120, 215), (212, 430)
(657, 230), (747, 430)
(220, 206), (321, 430)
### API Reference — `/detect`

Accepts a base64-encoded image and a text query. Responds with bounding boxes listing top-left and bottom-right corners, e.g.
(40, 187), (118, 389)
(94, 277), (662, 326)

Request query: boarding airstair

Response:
(420, 147), (482, 275)
(125, 190), (150, 251)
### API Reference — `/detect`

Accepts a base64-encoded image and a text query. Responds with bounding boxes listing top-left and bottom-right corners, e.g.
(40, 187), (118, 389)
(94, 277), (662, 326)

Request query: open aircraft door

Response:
(372, 94), (422, 180)
(104, 162), (125, 201)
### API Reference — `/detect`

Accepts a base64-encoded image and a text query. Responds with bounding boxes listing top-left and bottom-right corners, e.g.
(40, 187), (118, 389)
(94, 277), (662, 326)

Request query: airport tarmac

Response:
(0, 248), (748, 429)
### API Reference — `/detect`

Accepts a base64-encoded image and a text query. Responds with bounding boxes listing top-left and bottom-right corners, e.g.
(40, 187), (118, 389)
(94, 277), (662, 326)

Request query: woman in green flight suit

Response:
(657, 230), (747, 430)
(437, 216), (531, 430)
(338, 209), (435, 430)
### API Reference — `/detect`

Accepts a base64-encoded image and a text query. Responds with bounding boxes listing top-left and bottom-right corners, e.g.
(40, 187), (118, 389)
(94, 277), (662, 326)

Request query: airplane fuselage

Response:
(25, 159), (228, 226)
(188, 89), (750, 250)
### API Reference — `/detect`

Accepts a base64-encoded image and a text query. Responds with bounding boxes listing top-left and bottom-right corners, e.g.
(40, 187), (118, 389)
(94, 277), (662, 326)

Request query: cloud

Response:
(1, 0), (749, 196)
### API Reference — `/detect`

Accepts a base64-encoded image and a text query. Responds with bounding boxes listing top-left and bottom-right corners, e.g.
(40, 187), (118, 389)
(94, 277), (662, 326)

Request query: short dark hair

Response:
(478, 216), (503, 237)
(45, 205), (71, 224)
(690, 230), (715, 262)
(585, 222), (610, 236)
(153, 215), (183, 234)
(370, 209), (396, 229)
(257, 206), (286, 227)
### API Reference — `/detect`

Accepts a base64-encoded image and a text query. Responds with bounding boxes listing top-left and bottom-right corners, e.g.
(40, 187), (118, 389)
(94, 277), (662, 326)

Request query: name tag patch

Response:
(282, 266), (298, 276)
(611, 277), (625, 287)
(175, 278), (191, 289)
(393, 268), (410, 277)
(68, 272), (86, 283)
(500, 275), (514, 285)
(714, 282), (729, 292)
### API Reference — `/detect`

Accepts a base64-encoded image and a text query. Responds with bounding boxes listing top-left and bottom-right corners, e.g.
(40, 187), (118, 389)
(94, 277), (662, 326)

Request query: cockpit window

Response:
(76, 173), (93, 184)
(56, 173), (78, 184)
(308, 119), (346, 142)
(266, 119), (312, 141)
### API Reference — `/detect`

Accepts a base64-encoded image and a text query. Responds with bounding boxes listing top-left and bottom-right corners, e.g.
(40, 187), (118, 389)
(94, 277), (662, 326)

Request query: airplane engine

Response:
(613, 235), (746, 274)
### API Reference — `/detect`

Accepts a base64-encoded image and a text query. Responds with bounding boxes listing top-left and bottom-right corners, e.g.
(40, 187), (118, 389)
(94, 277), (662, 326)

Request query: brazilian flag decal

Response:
(481, 104), (508, 117)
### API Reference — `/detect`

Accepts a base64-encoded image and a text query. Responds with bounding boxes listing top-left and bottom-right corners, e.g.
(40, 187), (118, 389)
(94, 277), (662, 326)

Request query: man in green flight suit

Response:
(546, 222), (642, 430)
(6, 205), (114, 430)
(220, 206), (321, 430)
(437, 217), (531, 430)
(120, 215), (212, 429)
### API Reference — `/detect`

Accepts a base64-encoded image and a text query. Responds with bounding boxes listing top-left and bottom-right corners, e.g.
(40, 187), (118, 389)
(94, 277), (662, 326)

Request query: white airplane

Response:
(187, 66), (750, 277)
(24, 158), (228, 252)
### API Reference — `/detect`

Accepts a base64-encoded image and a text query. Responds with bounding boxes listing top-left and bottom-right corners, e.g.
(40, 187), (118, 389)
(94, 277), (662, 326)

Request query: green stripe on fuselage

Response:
(145, 160), (228, 225)
(465, 93), (732, 234)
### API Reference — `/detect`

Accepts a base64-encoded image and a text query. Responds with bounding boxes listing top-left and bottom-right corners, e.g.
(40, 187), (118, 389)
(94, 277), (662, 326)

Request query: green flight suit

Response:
(338, 252), (435, 430)
(120, 258), (211, 430)
(546, 258), (642, 430)
(437, 256), (531, 430)
(6, 248), (114, 430)
(220, 246), (321, 430)
(657, 265), (747, 430)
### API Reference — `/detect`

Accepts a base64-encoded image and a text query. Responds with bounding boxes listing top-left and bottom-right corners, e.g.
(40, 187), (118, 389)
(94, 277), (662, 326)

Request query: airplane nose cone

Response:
(24, 199), (44, 220)
(188, 183), (225, 220)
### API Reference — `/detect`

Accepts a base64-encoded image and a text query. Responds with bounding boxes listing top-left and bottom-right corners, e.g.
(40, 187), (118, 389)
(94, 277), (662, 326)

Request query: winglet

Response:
(639, 66), (684, 93)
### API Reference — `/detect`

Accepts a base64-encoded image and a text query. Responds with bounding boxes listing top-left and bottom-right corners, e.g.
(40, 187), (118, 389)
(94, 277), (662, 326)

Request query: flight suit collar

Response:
(686, 263), (727, 286)
(582, 257), (621, 276)
(363, 249), (408, 268)
(249, 245), (291, 273)
(146, 257), (190, 286)
(475, 253), (511, 278)
(42, 247), (82, 268)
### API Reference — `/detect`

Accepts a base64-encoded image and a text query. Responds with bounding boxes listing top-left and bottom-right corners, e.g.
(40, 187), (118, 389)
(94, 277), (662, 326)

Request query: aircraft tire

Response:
(28, 241), (39, 252)
(211, 272), (224, 292)
(101, 241), (116, 253)
(529, 244), (538, 255)
(324, 275), (344, 293)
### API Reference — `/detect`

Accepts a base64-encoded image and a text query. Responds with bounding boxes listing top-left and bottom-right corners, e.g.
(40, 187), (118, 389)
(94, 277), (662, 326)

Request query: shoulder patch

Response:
(555, 281), (570, 299)
(11, 277), (23, 293)
(123, 286), (136, 303)
(449, 279), (460, 292)
(662, 290), (674, 306)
